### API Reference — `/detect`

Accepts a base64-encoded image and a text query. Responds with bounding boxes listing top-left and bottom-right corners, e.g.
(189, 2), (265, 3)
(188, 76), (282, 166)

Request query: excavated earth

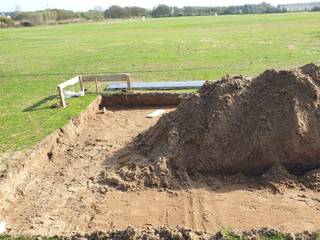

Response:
(1, 64), (320, 238)
(98, 64), (320, 193)
(63, 226), (320, 240)
(98, 63), (320, 191)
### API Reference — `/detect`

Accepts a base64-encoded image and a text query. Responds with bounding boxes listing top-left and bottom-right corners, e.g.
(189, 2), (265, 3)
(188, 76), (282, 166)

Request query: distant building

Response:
(0, 12), (12, 18)
(278, 2), (320, 11)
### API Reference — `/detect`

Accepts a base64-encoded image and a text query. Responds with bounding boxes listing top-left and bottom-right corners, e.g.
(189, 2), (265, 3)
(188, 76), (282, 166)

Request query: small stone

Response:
(0, 164), (7, 178)
(214, 231), (224, 240)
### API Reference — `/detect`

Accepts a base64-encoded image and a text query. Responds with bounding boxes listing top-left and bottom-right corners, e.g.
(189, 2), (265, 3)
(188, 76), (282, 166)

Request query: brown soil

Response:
(98, 64), (320, 191)
(101, 92), (194, 107)
(1, 106), (320, 236)
(1, 64), (320, 237)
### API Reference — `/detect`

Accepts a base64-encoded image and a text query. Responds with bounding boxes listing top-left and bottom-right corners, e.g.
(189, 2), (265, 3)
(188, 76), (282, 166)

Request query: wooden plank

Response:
(57, 86), (66, 108)
(95, 77), (99, 95)
(57, 74), (132, 108)
(79, 75), (84, 92)
(127, 76), (132, 90)
(82, 74), (130, 82)
(58, 76), (79, 89)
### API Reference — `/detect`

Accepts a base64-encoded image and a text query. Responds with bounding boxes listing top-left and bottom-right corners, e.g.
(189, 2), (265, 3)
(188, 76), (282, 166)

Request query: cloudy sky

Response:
(0, 0), (312, 12)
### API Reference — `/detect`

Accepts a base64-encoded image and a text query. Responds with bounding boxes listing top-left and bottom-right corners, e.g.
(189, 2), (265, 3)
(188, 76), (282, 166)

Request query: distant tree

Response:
(78, 10), (104, 20)
(172, 7), (183, 16)
(151, 4), (172, 17)
(13, 9), (79, 25)
(0, 16), (14, 26)
(182, 7), (194, 16)
(104, 5), (126, 19)
(128, 6), (148, 17)
(104, 6), (148, 19)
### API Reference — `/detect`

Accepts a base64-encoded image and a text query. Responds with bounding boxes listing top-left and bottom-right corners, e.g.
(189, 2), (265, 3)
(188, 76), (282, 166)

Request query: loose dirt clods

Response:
(68, 227), (320, 240)
(4, 226), (319, 239)
(98, 63), (320, 191)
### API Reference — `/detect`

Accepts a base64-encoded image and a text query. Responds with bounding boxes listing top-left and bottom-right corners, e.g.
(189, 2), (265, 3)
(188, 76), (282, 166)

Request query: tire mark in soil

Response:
(198, 191), (207, 231)
(183, 173), (206, 230)
(183, 192), (192, 227)
(183, 173), (193, 228)
(210, 193), (223, 230)
(161, 208), (169, 226)
(188, 190), (208, 230)
(189, 191), (196, 228)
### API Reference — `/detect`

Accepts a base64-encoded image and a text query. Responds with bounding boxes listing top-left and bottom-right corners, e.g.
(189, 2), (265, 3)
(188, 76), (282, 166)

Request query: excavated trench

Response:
(1, 64), (320, 237)
(98, 64), (320, 191)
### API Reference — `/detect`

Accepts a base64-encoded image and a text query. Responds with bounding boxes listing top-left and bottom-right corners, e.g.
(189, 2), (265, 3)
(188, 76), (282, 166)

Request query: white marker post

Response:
(146, 109), (166, 118)
(0, 221), (6, 235)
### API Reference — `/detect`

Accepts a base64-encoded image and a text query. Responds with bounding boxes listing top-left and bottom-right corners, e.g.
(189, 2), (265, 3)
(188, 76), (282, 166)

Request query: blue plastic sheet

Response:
(107, 80), (206, 91)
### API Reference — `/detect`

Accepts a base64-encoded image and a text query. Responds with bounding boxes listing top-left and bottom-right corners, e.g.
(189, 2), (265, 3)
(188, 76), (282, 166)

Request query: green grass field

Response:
(0, 12), (320, 153)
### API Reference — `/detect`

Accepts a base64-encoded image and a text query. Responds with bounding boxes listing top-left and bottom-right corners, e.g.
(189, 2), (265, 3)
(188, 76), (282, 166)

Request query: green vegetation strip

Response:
(0, 12), (320, 153)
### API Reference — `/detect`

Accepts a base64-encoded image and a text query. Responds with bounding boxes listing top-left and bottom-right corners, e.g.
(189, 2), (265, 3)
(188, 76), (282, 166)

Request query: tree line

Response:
(2, 2), (319, 28)
(0, 9), (105, 28)
(105, 3), (286, 19)
(104, 6), (147, 19)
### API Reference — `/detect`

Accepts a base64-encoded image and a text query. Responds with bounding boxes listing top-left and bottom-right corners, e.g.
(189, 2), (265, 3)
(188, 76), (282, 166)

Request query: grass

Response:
(0, 12), (320, 153)
(222, 228), (320, 240)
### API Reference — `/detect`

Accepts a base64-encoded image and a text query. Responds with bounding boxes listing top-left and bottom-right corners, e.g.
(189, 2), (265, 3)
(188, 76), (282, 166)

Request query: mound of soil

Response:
(98, 64), (320, 190)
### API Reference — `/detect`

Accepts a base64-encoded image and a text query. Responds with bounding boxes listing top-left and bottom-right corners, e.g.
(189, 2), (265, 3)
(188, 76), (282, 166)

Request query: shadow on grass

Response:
(22, 95), (57, 112)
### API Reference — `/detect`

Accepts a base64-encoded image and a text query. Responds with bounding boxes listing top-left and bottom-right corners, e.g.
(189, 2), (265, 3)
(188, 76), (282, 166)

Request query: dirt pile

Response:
(98, 64), (320, 190)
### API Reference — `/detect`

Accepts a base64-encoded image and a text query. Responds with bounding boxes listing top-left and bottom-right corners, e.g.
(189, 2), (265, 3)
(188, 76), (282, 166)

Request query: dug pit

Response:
(1, 65), (320, 237)
(98, 64), (320, 191)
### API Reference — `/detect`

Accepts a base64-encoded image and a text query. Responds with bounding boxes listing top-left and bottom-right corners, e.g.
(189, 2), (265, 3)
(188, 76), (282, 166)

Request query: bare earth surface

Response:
(1, 108), (320, 237)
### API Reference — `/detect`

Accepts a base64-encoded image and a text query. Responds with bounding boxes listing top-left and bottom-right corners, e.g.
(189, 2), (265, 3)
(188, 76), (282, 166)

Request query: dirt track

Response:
(0, 108), (320, 236)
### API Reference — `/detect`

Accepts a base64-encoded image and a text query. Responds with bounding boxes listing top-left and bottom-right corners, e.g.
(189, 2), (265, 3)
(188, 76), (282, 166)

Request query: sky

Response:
(0, 0), (315, 12)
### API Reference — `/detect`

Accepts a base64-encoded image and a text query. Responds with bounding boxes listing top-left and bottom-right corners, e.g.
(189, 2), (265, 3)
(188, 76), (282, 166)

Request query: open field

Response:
(0, 12), (320, 153)
(1, 12), (320, 238)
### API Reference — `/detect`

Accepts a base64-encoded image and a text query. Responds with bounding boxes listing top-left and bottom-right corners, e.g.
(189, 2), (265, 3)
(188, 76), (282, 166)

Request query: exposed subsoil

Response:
(1, 64), (320, 237)
(0, 107), (320, 236)
(101, 92), (193, 107)
(98, 64), (320, 192)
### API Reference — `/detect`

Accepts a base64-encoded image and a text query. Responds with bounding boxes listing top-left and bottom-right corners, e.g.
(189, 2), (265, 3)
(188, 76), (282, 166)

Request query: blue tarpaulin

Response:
(107, 80), (206, 91)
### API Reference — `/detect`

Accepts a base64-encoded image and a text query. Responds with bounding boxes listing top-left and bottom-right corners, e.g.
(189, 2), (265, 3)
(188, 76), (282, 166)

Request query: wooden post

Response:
(79, 75), (84, 92)
(57, 86), (66, 108)
(127, 75), (132, 90)
(95, 77), (99, 95)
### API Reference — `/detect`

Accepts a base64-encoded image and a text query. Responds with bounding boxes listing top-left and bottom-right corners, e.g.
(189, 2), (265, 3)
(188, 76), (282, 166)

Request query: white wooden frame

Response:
(57, 73), (131, 108)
